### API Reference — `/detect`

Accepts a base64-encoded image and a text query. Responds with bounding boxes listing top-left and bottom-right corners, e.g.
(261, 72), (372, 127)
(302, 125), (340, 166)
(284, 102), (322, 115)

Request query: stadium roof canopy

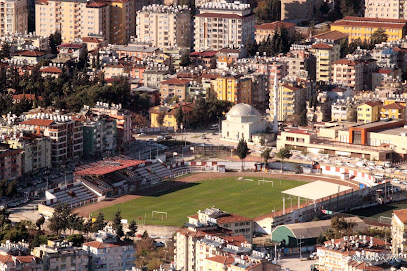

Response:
(282, 180), (352, 201)
(76, 159), (145, 175)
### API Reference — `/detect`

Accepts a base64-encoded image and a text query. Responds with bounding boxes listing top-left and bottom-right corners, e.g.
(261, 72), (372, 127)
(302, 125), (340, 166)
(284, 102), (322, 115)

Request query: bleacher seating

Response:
(50, 182), (99, 207)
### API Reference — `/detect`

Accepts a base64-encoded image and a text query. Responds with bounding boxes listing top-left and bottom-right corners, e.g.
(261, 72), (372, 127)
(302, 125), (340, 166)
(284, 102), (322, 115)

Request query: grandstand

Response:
(44, 182), (99, 208)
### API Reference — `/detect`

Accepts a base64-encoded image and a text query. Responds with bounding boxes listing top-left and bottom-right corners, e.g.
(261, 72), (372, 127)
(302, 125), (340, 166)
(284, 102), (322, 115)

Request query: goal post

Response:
(152, 211), (168, 218)
(258, 180), (274, 187)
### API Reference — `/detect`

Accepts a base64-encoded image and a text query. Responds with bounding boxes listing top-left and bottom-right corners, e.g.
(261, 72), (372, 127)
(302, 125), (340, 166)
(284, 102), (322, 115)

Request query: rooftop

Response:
(76, 159), (145, 175)
(282, 180), (352, 201)
(312, 30), (349, 41)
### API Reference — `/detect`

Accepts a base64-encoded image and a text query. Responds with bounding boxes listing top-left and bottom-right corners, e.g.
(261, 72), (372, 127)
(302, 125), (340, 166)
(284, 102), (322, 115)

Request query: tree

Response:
(113, 210), (124, 239)
(49, 203), (71, 235)
(49, 31), (62, 55)
(255, 0), (281, 22)
(300, 109), (308, 127)
(261, 148), (273, 165)
(347, 106), (357, 122)
(175, 104), (184, 130)
(83, 220), (93, 237)
(321, 101), (332, 122)
(236, 138), (251, 171)
(156, 111), (166, 127)
(371, 28), (388, 45)
(179, 51), (191, 67)
(36, 216), (45, 230)
(0, 42), (11, 59)
(93, 212), (107, 232)
(127, 220), (138, 238)
(276, 147), (292, 173)
(67, 234), (85, 246)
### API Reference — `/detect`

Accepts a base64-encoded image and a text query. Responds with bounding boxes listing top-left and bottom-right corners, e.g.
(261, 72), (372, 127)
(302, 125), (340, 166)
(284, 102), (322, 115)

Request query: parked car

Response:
(393, 179), (401, 184)
(210, 124), (219, 130)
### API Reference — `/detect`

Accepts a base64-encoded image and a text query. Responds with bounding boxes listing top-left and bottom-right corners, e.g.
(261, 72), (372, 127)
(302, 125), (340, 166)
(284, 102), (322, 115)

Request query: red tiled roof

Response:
(0, 255), (13, 264)
(15, 50), (46, 57)
(13, 94), (43, 101)
(255, 21), (295, 30)
(394, 209), (407, 223)
(331, 16), (407, 29)
(82, 37), (102, 43)
(333, 59), (360, 65)
(105, 63), (125, 68)
(196, 13), (243, 19)
(40, 66), (62, 73)
(161, 78), (190, 85)
(218, 48), (241, 54)
(377, 69), (392, 74)
(282, 84), (301, 91)
(202, 73), (221, 79)
(382, 103), (405, 109)
(217, 213), (251, 224)
(364, 101), (382, 107)
(86, 1), (109, 7)
(15, 256), (36, 263)
(206, 255), (235, 265)
(83, 241), (120, 249)
(222, 235), (248, 245)
(20, 119), (54, 127)
(313, 30), (349, 41)
(311, 43), (332, 49)
(190, 51), (218, 57)
(58, 43), (83, 49)
(76, 159), (145, 175)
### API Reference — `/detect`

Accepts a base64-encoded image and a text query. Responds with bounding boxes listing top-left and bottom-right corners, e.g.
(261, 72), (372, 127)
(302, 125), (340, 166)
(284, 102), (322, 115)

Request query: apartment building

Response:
(281, 0), (322, 21)
(143, 66), (170, 88)
(254, 21), (295, 44)
(331, 59), (364, 91)
(82, 232), (135, 271)
(364, 0), (407, 19)
(287, 45), (316, 80)
(331, 101), (356, 122)
(0, 255), (43, 271)
(82, 116), (117, 158)
(194, 1), (255, 51)
(32, 241), (89, 271)
(136, 5), (191, 49)
(392, 209), (407, 255)
(35, 0), (110, 43)
(270, 83), (307, 122)
(176, 208), (259, 271)
(214, 75), (252, 104)
(372, 68), (402, 90)
(0, 0), (27, 37)
(6, 133), (51, 174)
(108, 0), (135, 44)
(380, 102), (406, 119)
(188, 208), (254, 242)
(89, 102), (132, 147)
(0, 144), (22, 180)
(311, 43), (340, 82)
(330, 16), (407, 42)
(149, 102), (194, 130)
(160, 78), (191, 102)
(317, 236), (388, 271)
(357, 101), (382, 123)
(18, 116), (83, 166)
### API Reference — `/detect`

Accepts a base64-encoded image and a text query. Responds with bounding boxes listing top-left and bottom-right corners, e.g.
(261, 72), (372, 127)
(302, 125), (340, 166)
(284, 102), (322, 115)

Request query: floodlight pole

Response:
(282, 196), (285, 215)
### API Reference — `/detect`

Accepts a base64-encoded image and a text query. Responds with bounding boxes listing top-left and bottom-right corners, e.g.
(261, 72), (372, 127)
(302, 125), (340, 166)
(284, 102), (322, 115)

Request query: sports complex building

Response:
(277, 119), (407, 161)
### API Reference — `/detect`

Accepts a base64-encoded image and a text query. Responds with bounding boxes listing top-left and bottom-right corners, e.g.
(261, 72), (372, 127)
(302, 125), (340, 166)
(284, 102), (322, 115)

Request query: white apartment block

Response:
(136, 5), (191, 48)
(365, 0), (405, 19)
(194, 1), (255, 51)
(35, 0), (110, 43)
(18, 114), (83, 166)
(0, 0), (28, 37)
(82, 232), (135, 271)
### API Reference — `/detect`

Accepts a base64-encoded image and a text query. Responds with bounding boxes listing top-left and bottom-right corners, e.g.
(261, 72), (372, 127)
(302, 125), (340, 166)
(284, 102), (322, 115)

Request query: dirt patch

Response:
(74, 172), (358, 218)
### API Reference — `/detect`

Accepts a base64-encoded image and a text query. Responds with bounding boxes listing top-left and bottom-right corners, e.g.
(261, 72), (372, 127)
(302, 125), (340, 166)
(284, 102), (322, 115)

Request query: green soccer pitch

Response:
(93, 177), (302, 226)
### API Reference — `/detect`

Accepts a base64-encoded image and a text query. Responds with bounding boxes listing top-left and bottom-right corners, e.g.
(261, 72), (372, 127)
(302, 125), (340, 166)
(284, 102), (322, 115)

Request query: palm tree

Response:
(276, 147), (292, 173)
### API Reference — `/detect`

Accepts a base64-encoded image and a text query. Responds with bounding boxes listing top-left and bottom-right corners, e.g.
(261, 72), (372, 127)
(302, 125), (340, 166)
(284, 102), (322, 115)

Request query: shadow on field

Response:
(131, 181), (200, 197)
(349, 204), (398, 218)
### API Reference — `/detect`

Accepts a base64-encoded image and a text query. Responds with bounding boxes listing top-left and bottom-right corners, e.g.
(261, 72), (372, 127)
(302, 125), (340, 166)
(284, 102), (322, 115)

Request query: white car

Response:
(402, 182), (407, 185)
(403, 170), (407, 174)
(367, 162), (376, 167)
(393, 179), (401, 184)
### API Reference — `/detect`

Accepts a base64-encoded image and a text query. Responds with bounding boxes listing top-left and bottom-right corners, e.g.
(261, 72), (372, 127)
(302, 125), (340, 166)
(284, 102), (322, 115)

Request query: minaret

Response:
(272, 71), (279, 132)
